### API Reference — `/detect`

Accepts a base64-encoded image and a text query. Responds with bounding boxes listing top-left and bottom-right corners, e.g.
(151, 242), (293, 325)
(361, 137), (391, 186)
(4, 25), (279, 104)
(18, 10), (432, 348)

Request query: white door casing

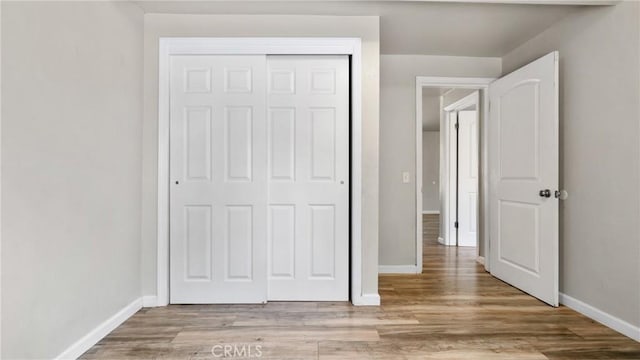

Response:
(170, 55), (268, 304)
(489, 51), (559, 306)
(457, 110), (479, 247)
(158, 38), (367, 307)
(267, 56), (349, 301)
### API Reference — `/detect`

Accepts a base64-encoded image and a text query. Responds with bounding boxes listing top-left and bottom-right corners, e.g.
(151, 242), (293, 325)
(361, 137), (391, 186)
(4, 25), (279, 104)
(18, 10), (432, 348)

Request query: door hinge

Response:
(454, 221), (459, 229)
(455, 123), (459, 130)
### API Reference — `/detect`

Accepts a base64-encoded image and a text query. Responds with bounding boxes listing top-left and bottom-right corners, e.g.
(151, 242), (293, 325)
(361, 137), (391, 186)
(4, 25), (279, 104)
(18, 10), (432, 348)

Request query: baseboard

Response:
(476, 256), (485, 265)
(422, 211), (440, 214)
(559, 293), (640, 342)
(378, 265), (420, 274)
(142, 295), (158, 307)
(55, 297), (142, 360)
(353, 293), (381, 306)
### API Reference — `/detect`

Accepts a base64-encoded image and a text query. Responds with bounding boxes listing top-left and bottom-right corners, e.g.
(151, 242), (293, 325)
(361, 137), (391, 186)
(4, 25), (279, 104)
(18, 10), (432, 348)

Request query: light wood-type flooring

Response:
(82, 214), (640, 359)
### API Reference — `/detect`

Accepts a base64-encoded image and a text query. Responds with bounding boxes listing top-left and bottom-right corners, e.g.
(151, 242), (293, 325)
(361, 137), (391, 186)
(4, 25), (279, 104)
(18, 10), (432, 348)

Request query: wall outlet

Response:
(402, 171), (411, 183)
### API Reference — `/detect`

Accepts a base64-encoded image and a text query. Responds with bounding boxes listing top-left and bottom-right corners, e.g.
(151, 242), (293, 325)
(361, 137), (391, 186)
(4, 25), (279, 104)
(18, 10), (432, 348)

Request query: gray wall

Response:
(422, 95), (440, 131)
(503, 1), (640, 327)
(142, 14), (381, 298)
(443, 89), (476, 108)
(1, 2), (144, 358)
(380, 55), (501, 266)
(422, 131), (440, 212)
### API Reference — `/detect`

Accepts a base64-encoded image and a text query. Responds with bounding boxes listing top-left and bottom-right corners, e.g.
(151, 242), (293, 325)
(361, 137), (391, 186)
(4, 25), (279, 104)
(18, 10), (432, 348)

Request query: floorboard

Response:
(81, 214), (640, 359)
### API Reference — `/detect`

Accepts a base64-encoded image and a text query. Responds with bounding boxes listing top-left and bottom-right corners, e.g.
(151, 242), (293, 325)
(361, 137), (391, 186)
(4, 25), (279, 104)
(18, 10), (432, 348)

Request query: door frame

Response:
(157, 38), (365, 306)
(415, 76), (495, 272)
(443, 91), (480, 251)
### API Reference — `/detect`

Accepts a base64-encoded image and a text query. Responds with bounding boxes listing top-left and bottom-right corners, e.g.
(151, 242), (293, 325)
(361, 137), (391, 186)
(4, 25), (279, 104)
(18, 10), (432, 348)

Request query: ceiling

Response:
(136, 1), (583, 56)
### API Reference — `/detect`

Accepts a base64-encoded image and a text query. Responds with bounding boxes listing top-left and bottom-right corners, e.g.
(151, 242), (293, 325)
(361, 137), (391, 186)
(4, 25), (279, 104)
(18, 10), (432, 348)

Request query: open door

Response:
(489, 52), (559, 306)
(457, 109), (479, 247)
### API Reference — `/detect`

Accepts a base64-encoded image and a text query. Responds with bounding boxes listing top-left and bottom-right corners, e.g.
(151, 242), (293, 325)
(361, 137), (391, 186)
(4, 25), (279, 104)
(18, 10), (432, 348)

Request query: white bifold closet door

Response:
(169, 54), (349, 303)
(266, 56), (349, 301)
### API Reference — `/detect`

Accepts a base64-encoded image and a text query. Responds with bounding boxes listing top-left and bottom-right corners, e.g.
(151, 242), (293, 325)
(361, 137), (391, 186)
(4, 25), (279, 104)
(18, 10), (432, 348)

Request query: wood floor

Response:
(82, 214), (640, 359)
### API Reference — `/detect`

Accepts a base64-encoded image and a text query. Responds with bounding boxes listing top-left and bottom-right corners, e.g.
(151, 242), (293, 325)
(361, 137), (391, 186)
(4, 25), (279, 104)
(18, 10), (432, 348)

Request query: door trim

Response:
(415, 76), (495, 272)
(157, 38), (366, 306)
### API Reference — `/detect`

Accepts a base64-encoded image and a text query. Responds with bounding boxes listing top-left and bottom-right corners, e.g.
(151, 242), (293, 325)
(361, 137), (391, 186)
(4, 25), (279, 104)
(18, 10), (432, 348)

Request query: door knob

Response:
(539, 189), (551, 198)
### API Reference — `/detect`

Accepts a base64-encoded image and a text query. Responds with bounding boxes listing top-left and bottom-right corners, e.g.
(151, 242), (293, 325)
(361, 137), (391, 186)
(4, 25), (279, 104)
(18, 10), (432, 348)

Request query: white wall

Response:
(380, 55), (500, 266)
(141, 14), (381, 298)
(1, 2), (144, 358)
(422, 131), (440, 212)
(503, 1), (640, 329)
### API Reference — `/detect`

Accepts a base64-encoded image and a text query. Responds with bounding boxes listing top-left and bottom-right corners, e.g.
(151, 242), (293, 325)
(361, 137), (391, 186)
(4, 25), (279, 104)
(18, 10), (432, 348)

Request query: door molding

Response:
(415, 76), (495, 272)
(157, 37), (365, 306)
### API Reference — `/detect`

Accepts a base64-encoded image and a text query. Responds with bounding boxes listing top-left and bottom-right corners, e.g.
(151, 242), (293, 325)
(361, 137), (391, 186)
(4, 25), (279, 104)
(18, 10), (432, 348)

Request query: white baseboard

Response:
(378, 265), (420, 274)
(559, 293), (640, 342)
(142, 295), (158, 307)
(422, 211), (440, 214)
(476, 256), (485, 265)
(353, 293), (381, 306)
(55, 297), (142, 360)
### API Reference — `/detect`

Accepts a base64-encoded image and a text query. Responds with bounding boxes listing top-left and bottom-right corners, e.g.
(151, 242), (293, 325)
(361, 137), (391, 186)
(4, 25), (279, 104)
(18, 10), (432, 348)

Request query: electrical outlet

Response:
(402, 171), (410, 183)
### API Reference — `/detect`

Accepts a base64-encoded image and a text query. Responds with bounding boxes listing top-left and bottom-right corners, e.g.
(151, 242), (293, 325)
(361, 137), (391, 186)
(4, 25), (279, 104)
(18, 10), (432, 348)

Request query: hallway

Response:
(82, 215), (640, 359)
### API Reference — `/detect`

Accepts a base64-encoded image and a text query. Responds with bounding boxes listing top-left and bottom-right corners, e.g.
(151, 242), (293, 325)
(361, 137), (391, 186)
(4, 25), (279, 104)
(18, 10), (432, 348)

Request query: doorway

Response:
(415, 52), (560, 307)
(415, 78), (493, 272)
(443, 92), (479, 249)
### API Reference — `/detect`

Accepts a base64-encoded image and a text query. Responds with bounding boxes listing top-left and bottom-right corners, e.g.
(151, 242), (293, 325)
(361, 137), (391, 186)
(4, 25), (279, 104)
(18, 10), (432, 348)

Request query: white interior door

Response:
(447, 112), (458, 246)
(170, 55), (268, 304)
(266, 56), (349, 301)
(489, 51), (559, 306)
(457, 110), (479, 247)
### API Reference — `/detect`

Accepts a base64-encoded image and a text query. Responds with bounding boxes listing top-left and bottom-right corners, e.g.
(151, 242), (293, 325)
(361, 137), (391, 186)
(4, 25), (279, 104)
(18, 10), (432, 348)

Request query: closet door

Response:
(266, 56), (350, 301)
(169, 55), (267, 304)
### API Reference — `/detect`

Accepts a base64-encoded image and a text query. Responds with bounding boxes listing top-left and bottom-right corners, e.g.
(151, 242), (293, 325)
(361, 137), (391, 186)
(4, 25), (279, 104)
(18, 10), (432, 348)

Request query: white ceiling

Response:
(136, 1), (584, 56)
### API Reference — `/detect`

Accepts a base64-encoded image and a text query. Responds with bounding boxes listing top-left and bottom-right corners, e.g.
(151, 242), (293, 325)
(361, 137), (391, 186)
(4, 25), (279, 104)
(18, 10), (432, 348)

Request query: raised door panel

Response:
(499, 81), (540, 181)
(310, 205), (336, 279)
(184, 107), (212, 182)
(226, 206), (253, 280)
(499, 201), (540, 274)
(310, 108), (336, 181)
(269, 108), (296, 181)
(184, 205), (212, 281)
(269, 205), (295, 279)
(225, 107), (253, 182)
